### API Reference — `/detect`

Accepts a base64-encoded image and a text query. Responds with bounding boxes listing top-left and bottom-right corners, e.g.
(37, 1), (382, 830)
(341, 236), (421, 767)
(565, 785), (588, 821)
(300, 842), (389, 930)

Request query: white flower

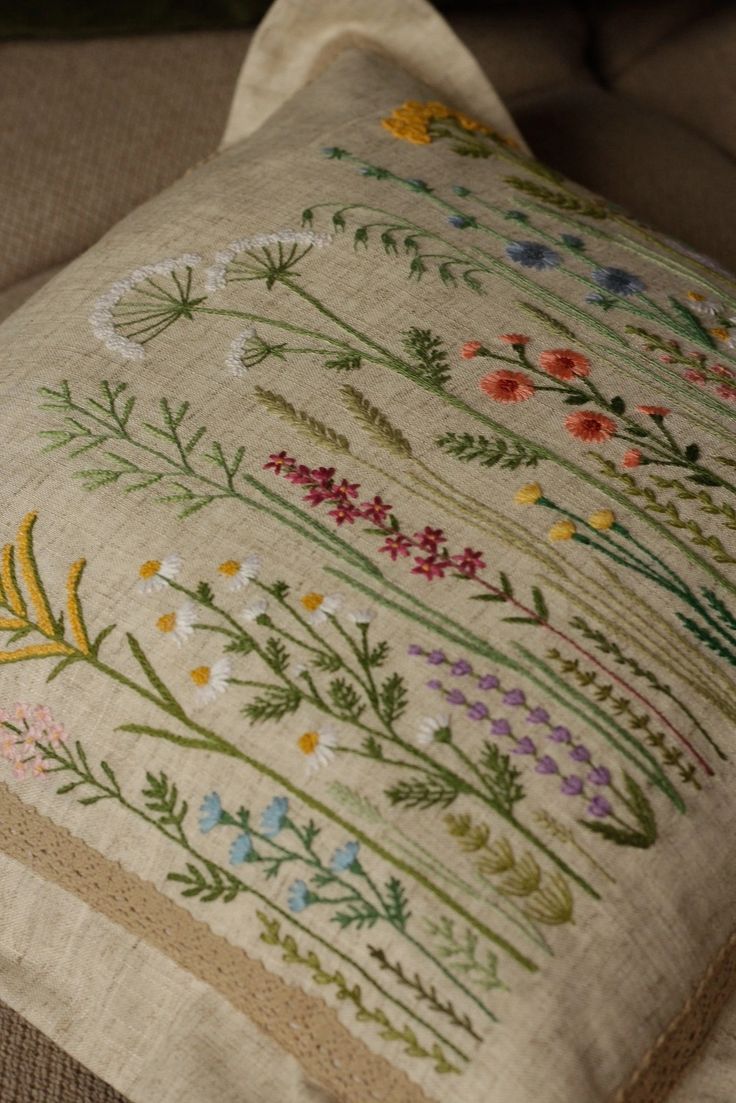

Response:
(204, 229), (332, 292)
(190, 657), (232, 707)
(225, 328), (256, 377)
(724, 328), (736, 350)
(297, 726), (338, 776)
(685, 292), (720, 317)
(348, 609), (376, 625)
(240, 597), (269, 622)
(217, 554), (261, 591)
(291, 663), (308, 678)
(417, 715), (451, 747)
(156, 601), (198, 645)
(299, 591), (342, 626)
(137, 553), (182, 594)
(89, 254), (202, 360)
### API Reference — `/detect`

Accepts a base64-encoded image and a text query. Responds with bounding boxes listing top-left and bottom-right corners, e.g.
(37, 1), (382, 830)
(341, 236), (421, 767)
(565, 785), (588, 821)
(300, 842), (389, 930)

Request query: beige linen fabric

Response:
(1, 42), (736, 1103)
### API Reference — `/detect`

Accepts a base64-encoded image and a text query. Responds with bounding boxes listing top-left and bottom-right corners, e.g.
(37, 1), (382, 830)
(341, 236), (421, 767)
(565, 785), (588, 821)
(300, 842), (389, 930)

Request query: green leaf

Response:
(378, 673), (407, 725)
(610, 396), (626, 415)
(329, 678), (365, 720)
(531, 586), (549, 620)
(243, 686), (301, 723)
(401, 328), (451, 390)
(436, 431), (543, 470)
(126, 633), (181, 713)
(479, 743), (524, 814)
(387, 777), (460, 810)
(263, 637), (290, 675)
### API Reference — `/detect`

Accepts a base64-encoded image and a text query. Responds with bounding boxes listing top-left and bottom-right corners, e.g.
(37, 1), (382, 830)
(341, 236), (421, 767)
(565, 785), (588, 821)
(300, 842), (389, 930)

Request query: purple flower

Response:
(591, 265), (645, 297)
(526, 707), (550, 725)
(503, 689), (526, 707)
(491, 718), (511, 736)
(549, 726), (571, 743)
(506, 240), (561, 271)
(426, 678), (442, 690)
(477, 674), (499, 691)
(407, 644), (423, 656)
(427, 650), (446, 666)
(535, 755), (558, 774)
(587, 795), (613, 818)
(570, 745), (591, 762)
(513, 736), (536, 755)
(561, 775), (583, 796)
(448, 214), (475, 229)
(588, 766), (611, 787)
(446, 689), (466, 705)
(467, 702), (488, 721)
(452, 659), (472, 676)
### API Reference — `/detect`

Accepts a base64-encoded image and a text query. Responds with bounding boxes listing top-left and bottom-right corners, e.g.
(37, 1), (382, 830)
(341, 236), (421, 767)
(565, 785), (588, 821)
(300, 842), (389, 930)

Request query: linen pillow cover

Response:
(1, 46), (735, 1103)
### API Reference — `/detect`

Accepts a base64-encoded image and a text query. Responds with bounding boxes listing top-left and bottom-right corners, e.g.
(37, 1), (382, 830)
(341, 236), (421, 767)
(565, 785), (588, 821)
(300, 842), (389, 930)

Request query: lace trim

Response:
(0, 782), (432, 1103)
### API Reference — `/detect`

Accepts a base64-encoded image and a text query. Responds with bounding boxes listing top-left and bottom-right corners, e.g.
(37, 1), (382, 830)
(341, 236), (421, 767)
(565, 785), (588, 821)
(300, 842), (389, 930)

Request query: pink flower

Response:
(716, 383), (736, 401)
(331, 478), (360, 500)
(683, 370), (706, 385)
(310, 466), (336, 487)
(499, 334), (530, 346)
(461, 340), (485, 359)
(452, 547), (487, 577)
(636, 405), (671, 417)
(622, 448), (642, 468)
(411, 556), (448, 581)
(711, 364), (734, 378)
(479, 369), (535, 402)
(414, 526), (446, 552)
(264, 450), (295, 474)
(328, 503), (361, 526)
(303, 487), (331, 507)
(538, 348), (591, 380)
(564, 410), (616, 443)
(284, 464), (314, 486)
(362, 495), (393, 524)
(379, 534), (413, 561)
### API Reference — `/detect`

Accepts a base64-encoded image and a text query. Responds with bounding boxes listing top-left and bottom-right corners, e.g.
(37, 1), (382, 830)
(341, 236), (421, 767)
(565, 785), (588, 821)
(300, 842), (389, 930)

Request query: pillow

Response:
(1, 30), (736, 1103)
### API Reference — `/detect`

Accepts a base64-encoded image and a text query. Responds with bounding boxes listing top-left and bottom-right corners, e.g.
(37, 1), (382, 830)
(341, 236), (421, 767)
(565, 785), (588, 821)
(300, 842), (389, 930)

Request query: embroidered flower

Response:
(348, 609), (376, 625)
(467, 701), (489, 721)
(717, 383), (736, 401)
(381, 100), (498, 146)
(89, 254), (202, 360)
(636, 405), (671, 417)
(413, 526), (446, 552)
(451, 659), (472, 676)
(587, 795), (613, 818)
(379, 534), (413, 560)
(427, 650), (446, 665)
(411, 555), (448, 581)
(683, 370), (707, 385)
(156, 601), (198, 645)
(526, 707), (550, 724)
(548, 520), (576, 541)
(199, 792), (223, 833)
(288, 880), (313, 912)
(330, 841), (361, 873)
(503, 689), (526, 707)
(361, 496), (392, 524)
(299, 592), (342, 625)
(588, 509), (615, 531)
(229, 833), (253, 864)
(451, 547), (487, 577)
(240, 598), (269, 622)
(686, 291), (720, 316)
(538, 348), (591, 380)
(446, 689), (466, 705)
(622, 448), (642, 468)
(588, 766), (612, 787)
(561, 775), (583, 796)
(514, 482), (542, 505)
(218, 554), (261, 591)
(564, 410), (617, 442)
(417, 715), (452, 746)
(590, 266), (645, 296)
(136, 553), (182, 594)
(225, 328), (257, 377)
(491, 718), (512, 736)
(549, 726), (571, 743)
(479, 369), (535, 402)
(190, 658), (231, 706)
(261, 796), (289, 838)
(477, 674), (500, 691)
(204, 230), (332, 292)
(512, 736), (536, 755)
(570, 744), (592, 762)
(448, 214), (475, 229)
(298, 726), (338, 775)
(506, 241), (561, 270)
(461, 340), (486, 359)
(264, 451), (296, 474)
(561, 234), (584, 249)
(536, 755), (558, 774)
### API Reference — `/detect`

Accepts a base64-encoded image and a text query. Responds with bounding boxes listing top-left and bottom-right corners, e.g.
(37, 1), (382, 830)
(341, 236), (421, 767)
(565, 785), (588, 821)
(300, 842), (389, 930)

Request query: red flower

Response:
(499, 334), (530, 345)
(712, 364), (735, 378)
(683, 370), (706, 385)
(331, 478), (360, 500)
(565, 410), (617, 443)
(264, 451), (295, 474)
(539, 348), (591, 381)
(461, 340), (485, 359)
(636, 405), (671, 417)
(411, 556), (448, 581)
(413, 526), (446, 552)
(303, 486), (332, 507)
(310, 466), (336, 487)
(479, 370), (535, 403)
(361, 495), (393, 524)
(622, 448), (642, 468)
(452, 547), (487, 577)
(379, 534), (413, 561)
(716, 383), (736, 401)
(284, 464), (314, 485)
(328, 503), (361, 526)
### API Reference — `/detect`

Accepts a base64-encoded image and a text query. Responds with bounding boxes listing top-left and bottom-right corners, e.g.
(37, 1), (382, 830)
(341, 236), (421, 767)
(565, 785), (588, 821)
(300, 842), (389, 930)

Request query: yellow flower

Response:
(137, 553), (181, 594)
(686, 291), (706, 303)
(588, 509), (615, 531)
(300, 592), (342, 626)
(548, 520), (576, 542)
(711, 327), (730, 341)
(297, 726), (338, 775)
(515, 483), (543, 505)
(381, 100), (495, 145)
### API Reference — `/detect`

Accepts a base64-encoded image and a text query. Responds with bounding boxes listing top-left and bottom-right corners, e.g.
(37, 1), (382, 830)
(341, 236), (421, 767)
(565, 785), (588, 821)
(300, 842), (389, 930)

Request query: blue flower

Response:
(505, 241), (561, 270)
(260, 796), (289, 838)
(448, 214), (476, 229)
(406, 178), (431, 192)
(288, 880), (312, 913)
(330, 841), (361, 873)
(591, 266), (645, 296)
(561, 234), (584, 249)
(229, 833), (253, 864)
(199, 792), (223, 834)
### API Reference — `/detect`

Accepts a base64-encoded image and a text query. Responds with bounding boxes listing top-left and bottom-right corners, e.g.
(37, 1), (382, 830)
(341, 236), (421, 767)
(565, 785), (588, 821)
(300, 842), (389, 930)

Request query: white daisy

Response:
(137, 553), (182, 594)
(190, 657), (232, 707)
(240, 597), (269, 622)
(204, 229), (332, 292)
(297, 726), (338, 776)
(685, 291), (720, 317)
(89, 254), (202, 360)
(417, 715), (452, 747)
(156, 601), (198, 645)
(348, 609), (376, 625)
(218, 553), (261, 591)
(299, 591), (342, 626)
(225, 328), (256, 377)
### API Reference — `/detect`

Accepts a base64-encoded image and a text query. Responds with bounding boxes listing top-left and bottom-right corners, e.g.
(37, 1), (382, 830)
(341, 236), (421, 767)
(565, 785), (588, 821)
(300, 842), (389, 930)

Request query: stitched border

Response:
(0, 782), (433, 1103)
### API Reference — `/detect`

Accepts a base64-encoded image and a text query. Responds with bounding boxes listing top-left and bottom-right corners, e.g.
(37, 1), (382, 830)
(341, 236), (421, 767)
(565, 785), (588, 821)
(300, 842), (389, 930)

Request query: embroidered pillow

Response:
(1, 45), (735, 1103)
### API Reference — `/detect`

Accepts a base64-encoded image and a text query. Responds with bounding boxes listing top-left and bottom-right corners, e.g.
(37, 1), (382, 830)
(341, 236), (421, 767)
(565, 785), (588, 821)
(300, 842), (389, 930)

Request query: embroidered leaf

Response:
(401, 328), (451, 390)
(531, 586), (549, 621)
(504, 176), (607, 218)
(126, 633), (182, 714)
(424, 916), (505, 993)
(361, 734), (384, 759)
(522, 872), (574, 925)
(581, 773), (657, 849)
(436, 431), (543, 469)
(384, 877), (411, 930)
(263, 637), (290, 675)
(387, 777), (461, 810)
(478, 742), (524, 814)
(379, 672), (408, 725)
(339, 385), (413, 457)
(310, 650), (343, 673)
(517, 302), (577, 340)
(367, 946), (482, 1041)
(243, 685), (301, 723)
(324, 353), (361, 371)
(333, 900), (381, 930)
(677, 614), (736, 665)
(142, 770), (188, 834)
(367, 639), (389, 667)
(254, 387), (350, 454)
(168, 861), (240, 903)
(328, 678), (365, 720)
(668, 296), (717, 349)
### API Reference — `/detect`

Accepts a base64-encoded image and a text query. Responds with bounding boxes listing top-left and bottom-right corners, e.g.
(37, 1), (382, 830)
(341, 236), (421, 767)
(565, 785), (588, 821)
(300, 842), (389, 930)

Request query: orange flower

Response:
(636, 405), (671, 417)
(461, 340), (485, 359)
(539, 348), (591, 380)
(499, 333), (530, 346)
(622, 448), (642, 468)
(564, 410), (617, 443)
(479, 370), (535, 403)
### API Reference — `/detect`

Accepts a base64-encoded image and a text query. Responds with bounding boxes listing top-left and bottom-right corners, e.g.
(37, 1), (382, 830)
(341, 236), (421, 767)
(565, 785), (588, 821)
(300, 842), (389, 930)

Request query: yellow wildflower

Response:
(588, 509), (615, 532)
(548, 520), (576, 542)
(515, 483), (543, 506)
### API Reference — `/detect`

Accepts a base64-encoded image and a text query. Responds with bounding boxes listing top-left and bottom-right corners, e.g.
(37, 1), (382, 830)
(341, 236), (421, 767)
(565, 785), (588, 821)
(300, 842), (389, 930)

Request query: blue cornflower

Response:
(199, 792), (223, 834)
(288, 880), (312, 913)
(505, 240), (561, 270)
(561, 234), (584, 249)
(591, 266), (645, 296)
(330, 841), (361, 873)
(229, 833), (253, 865)
(260, 796), (289, 839)
(448, 214), (476, 229)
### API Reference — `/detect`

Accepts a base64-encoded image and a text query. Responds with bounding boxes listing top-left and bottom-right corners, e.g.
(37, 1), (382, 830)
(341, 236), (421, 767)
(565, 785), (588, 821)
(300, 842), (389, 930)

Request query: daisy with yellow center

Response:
(137, 553), (182, 595)
(217, 553), (261, 592)
(514, 482), (543, 506)
(686, 291), (720, 316)
(300, 591), (342, 626)
(297, 726), (338, 776)
(548, 520), (577, 542)
(588, 510), (616, 532)
(156, 601), (198, 646)
(190, 657), (232, 707)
